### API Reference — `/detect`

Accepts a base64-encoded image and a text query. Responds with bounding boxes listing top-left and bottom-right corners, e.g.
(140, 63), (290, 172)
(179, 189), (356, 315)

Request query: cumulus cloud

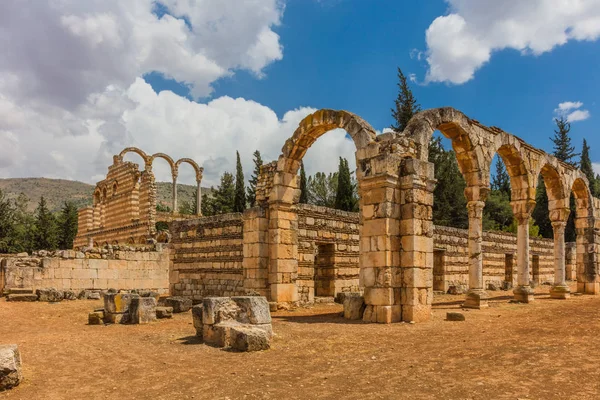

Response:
(424, 0), (600, 84)
(554, 101), (591, 123)
(594, 163), (600, 176)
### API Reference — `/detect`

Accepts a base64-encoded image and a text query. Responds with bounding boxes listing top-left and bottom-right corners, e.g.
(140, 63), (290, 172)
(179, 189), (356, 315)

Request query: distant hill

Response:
(0, 178), (209, 213)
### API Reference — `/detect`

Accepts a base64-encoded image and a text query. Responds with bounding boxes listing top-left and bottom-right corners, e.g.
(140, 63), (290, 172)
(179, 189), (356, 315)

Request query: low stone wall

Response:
(169, 213), (245, 301)
(1, 246), (169, 293)
(296, 204), (360, 303)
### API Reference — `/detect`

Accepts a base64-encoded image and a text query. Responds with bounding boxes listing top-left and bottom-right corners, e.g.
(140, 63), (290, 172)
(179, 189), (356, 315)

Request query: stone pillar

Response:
(550, 221), (570, 299)
(512, 201), (535, 303)
(172, 176), (178, 215)
(575, 215), (599, 294)
(463, 199), (489, 309)
(242, 207), (269, 297)
(196, 180), (202, 216)
(565, 242), (576, 281)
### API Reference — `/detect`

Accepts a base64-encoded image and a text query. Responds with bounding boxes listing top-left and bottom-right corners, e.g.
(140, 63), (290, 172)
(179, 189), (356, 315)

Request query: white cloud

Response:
(554, 100), (591, 123)
(424, 0), (600, 84)
(594, 163), (600, 175)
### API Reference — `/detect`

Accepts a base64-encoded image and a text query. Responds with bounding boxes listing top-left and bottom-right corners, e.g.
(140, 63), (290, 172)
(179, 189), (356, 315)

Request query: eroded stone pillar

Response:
(512, 201), (535, 303)
(463, 199), (489, 309)
(172, 176), (178, 215)
(196, 180), (202, 216)
(575, 215), (600, 294)
(550, 220), (570, 299)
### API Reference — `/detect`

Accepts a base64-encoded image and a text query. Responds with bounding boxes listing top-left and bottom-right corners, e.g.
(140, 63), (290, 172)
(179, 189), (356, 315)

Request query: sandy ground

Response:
(1, 284), (600, 400)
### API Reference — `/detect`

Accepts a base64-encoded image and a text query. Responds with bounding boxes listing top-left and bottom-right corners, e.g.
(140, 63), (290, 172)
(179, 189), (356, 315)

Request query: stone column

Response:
(172, 176), (178, 215)
(463, 200), (489, 308)
(512, 201), (535, 303)
(196, 180), (202, 216)
(550, 221), (570, 299)
(575, 215), (600, 294)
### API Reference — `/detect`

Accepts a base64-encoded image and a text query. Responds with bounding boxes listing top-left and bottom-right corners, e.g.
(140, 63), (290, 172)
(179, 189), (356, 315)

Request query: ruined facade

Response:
(74, 148), (203, 248)
(65, 108), (600, 324)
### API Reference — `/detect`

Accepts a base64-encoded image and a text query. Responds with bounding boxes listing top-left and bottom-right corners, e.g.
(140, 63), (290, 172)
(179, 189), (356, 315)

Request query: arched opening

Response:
(150, 154), (176, 214)
(175, 158), (203, 216)
(112, 181), (118, 197)
(571, 177), (597, 294)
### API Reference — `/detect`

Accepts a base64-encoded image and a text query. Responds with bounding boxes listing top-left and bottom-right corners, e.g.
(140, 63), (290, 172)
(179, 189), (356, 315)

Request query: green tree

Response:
(58, 201), (78, 250)
(429, 137), (468, 229)
(201, 192), (216, 216)
(482, 191), (513, 232)
(551, 116), (578, 166)
(0, 188), (15, 253)
(334, 158), (355, 211)
(33, 196), (58, 250)
(307, 172), (338, 208)
(247, 150), (263, 207)
(580, 139), (599, 196)
(299, 161), (308, 204)
(391, 67), (421, 132)
(491, 159), (511, 199)
(213, 172), (236, 214)
(156, 203), (171, 212)
(532, 178), (553, 239)
(234, 151), (246, 212)
(11, 193), (35, 253)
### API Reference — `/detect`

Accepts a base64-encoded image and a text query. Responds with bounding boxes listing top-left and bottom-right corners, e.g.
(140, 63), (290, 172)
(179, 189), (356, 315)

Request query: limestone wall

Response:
(169, 214), (245, 301)
(295, 204), (360, 303)
(433, 225), (555, 292)
(1, 247), (169, 293)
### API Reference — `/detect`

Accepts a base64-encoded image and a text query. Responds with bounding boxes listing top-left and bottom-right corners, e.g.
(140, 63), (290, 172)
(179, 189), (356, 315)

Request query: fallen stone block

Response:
(129, 297), (157, 324)
(230, 325), (271, 352)
(447, 285), (467, 295)
(103, 312), (129, 324)
(104, 293), (138, 314)
(203, 322), (237, 348)
(268, 302), (278, 313)
(446, 312), (466, 321)
(63, 290), (77, 300)
(232, 296), (271, 324)
(8, 288), (33, 295)
(88, 311), (104, 325)
(7, 293), (38, 302)
(36, 288), (64, 302)
(156, 307), (173, 319)
(88, 292), (101, 300)
(140, 291), (160, 302)
(0, 345), (22, 391)
(202, 297), (238, 325)
(164, 296), (193, 313)
(192, 305), (203, 337)
(343, 293), (365, 320)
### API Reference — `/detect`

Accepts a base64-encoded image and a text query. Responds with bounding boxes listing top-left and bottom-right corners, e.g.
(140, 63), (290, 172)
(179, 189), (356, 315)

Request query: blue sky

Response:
(0, 0), (598, 185)
(147, 0), (599, 164)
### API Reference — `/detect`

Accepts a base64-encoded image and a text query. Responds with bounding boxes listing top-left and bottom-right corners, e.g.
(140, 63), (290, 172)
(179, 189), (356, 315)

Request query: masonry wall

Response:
(169, 214), (245, 301)
(296, 204), (360, 303)
(1, 247), (169, 293)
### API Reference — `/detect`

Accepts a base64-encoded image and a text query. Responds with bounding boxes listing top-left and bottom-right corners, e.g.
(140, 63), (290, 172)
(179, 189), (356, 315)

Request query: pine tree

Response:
(34, 196), (58, 250)
(491, 159), (511, 199)
(201, 192), (216, 216)
(532, 178), (553, 239)
(234, 151), (246, 212)
(0, 188), (15, 253)
(213, 172), (236, 214)
(551, 116), (578, 166)
(307, 172), (338, 208)
(58, 201), (78, 250)
(580, 139), (599, 196)
(247, 150), (263, 207)
(334, 158), (355, 211)
(391, 67), (421, 132)
(11, 193), (35, 253)
(299, 161), (308, 204)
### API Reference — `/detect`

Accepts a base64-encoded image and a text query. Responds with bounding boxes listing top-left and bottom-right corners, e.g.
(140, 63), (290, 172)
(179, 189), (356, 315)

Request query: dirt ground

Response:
(1, 284), (600, 400)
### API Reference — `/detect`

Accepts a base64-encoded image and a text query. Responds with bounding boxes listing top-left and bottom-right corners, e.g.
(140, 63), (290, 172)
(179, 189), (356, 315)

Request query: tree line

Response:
(0, 192), (78, 253)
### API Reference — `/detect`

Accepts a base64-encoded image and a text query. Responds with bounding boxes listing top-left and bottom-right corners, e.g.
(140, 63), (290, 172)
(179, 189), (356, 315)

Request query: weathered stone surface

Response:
(7, 293), (38, 302)
(343, 293), (366, 320)
(88, 311), (104, 325)
(130, 297), (157, 324)
(88, 292), (101, 300)
(0, 345), (22, 391)
(140, 291), (160, 302)
(156, 306), (173, 319)
(203, 322), (237, 348)
(164, 296), (193, 313)
(63, 290), (77, 300)
(202, 297), (239, 325)
(446, 312), (465, 321)
(229, 325), (271, 352)
(36, 288), (64, 302)
(232, 296), (271, 324)
(104, 293), (137, 314)
(447, 285), (467, 295)
(192, 305), (203, 337)
(103, 312), (128, 324)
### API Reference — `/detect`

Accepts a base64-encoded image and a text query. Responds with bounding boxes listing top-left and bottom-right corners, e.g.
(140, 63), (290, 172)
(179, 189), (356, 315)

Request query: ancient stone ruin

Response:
(0, 345), (22, 391)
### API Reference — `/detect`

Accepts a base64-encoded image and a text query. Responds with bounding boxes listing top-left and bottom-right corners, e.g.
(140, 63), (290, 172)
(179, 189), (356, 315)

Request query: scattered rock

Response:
(447, 285), (467, 295)
(7, 293), (38, 302)
(156, 306), (173, 319)
(104, 293), (137, 314)
(88, 292), (101, 300)
(88, 311), (104, 325)
(229, 325), (271, 352)
(36, 288), (64, 302)
(446, 312), (466, 321)
(343, 293), (366, 320)
(232, 296), (271, 324)
(129, 297), (157, 324)
(192, 305), (203, 336)
(0, 345), (22, 391)
(164, 296), (193, 313)
(268, 302), (278, 313)
(63, 290), (77, 301)
(486, 283), (499, 291)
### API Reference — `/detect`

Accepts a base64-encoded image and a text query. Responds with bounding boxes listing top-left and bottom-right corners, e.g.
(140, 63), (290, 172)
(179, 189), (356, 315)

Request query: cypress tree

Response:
(247, 150), (263, 207)
(299, 161), (308, 204)
(580, 139), (599, 196)
(551, 116), (579, 166)
(58, 201), (78, 250)
(234, 151), (246, 212)
(391, 67), (421, 132)
(335, 158), (354, 211)
(34, 196), (58, 250)
(532, 178), (553, 239)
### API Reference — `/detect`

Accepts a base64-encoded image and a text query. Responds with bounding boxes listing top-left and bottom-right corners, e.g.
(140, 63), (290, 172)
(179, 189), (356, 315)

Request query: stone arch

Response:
(119, 147), (150, 163)
(494, 142), (534, 203)
(571, 177), (594, 218)
(127, 237), (135, 245)
(175, 158), (204, 216)
(151, 153), (176, 172)
(93, 189), (101, 206)
(112, 180), (118, 197)
(138, 236), (147, 245)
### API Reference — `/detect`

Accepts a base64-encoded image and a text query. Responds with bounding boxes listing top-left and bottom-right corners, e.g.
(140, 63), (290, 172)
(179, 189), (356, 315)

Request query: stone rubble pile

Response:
(88, 291), (170, 325)
(0, 345), (22, 392)
(193, 296), (272, 352)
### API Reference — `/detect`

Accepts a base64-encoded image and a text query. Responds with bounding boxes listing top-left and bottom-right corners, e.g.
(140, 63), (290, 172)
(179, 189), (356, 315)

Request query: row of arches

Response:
(259, 108), (599, 323)
(118, 147), (204, 216)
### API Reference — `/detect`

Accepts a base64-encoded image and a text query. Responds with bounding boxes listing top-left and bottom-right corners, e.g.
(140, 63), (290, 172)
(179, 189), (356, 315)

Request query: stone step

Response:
(314, 296), (335, 304)
(8, 288), (34, 295)
(7, 294), (38, 302)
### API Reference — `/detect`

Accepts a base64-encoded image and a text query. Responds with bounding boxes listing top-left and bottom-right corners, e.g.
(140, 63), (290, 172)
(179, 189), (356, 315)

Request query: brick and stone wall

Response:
(1, 246), (169, 293)
(169, 214), (245, 301)
(296, 204), (360, 303)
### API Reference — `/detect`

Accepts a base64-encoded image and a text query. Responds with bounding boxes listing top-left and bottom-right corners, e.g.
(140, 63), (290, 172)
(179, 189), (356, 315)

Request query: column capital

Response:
(464, 186), (490, 203)
(511, 199), (536, 221)
(549, 207), (570, 224)
(551, 220), (567, 233)
(467, 200), (486, 219)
